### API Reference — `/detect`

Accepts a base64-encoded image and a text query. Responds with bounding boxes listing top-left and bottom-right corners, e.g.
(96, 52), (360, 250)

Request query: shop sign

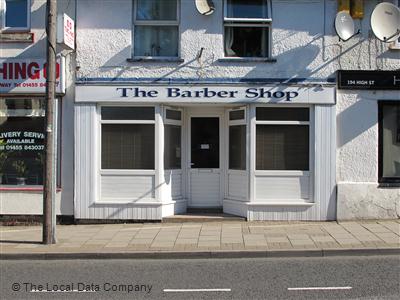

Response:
(0, 131), (45, 152)
(57, 14), (75, 50)
(338, 70), (400, 90)
(0, 57), (66, 94)
(76, 85), (335, 104)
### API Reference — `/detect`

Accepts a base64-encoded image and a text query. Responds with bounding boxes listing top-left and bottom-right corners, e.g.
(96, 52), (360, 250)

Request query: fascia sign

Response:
(0, 57), (66, 95)
(76, 85), (335, 104)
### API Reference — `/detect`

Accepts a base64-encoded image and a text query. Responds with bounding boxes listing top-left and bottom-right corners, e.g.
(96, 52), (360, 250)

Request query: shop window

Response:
(164, 125), (181, 169)
(256, 107), (309, 171)
(379, 102), (400, 184)
(0, 98), (45, 186)
(1, 0), (30, 31)
(229, 126), (246, 170)
(101, 107), (155, 170)
(229, 108), (246, 170)
(164, 107), (182, 169)
(224, 0), (271, 58)
(133, 0), (179, 57)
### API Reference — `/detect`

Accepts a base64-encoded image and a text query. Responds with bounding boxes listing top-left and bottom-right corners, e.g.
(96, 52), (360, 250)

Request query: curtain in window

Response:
(225, 27), (235, 56)
(134, 26), (178, 57)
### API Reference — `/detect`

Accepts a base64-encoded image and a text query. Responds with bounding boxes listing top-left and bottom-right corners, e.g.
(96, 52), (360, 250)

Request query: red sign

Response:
(0, 58), (65, 94)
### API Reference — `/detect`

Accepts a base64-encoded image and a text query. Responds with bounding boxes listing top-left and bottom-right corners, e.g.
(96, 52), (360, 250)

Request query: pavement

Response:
(0, 220), (399, 259)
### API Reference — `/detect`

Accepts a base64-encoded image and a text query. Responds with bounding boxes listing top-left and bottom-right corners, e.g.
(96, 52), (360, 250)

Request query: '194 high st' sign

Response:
(337, 70), (400, 90)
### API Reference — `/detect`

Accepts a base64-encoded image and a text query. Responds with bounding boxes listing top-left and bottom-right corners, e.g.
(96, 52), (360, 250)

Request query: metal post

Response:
(43, 0), (57, 244)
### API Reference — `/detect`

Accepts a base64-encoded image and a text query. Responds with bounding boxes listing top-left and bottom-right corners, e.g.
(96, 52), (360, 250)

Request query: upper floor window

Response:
(133, 0), (179, 58)
(224, 0), (271, 58)
(1, 0), (30, 31)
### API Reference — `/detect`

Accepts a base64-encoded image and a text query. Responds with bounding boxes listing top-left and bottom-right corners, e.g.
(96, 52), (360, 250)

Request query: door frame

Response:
(186, 107), (225, 207)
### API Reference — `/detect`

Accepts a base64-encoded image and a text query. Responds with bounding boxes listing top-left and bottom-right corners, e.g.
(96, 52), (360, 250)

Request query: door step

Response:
(162, 212), (246, 223)
(187, 207), (223, 214)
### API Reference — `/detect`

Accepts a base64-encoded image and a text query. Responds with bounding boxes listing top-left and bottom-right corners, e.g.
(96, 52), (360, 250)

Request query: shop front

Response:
(336, 70), (400, 220)
(75, 84), (336, 221)
(0, 57), (66, 216)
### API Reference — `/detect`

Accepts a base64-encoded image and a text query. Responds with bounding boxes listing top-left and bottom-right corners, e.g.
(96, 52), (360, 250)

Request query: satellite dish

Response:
(371, 2), (400, 43)
(335, 11), (359, 41)
(195, 0), (215, 16)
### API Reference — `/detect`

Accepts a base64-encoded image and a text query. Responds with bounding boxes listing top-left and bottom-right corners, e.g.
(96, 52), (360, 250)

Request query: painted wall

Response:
(337, 90), (400, 220)
(0, 0), (75, 216)
(76, 0), (399, 82)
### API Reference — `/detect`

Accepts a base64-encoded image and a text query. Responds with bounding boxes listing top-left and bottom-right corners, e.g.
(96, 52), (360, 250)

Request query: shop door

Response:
(189, 117), (221, 207)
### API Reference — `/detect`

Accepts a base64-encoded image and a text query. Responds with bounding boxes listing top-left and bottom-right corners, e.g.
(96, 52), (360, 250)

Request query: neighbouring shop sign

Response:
(0, 57), (66, 94)
(338, 70), (400, 90)
(0, 131), (45, 152)
(76, 85), (335, 104)
(57, 13), (75, 50)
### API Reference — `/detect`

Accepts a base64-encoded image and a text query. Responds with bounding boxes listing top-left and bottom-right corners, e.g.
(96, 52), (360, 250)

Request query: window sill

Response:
(218, 57), (277, 63)
(0, 32), (34, 43)
(127, 57), (184, 63)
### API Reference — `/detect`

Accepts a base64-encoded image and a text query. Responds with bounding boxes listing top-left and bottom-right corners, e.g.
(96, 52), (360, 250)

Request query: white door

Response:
(189, 116), (222, 207)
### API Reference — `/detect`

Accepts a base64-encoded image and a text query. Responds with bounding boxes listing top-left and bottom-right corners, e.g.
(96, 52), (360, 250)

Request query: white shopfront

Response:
(75, 84), (336, 221)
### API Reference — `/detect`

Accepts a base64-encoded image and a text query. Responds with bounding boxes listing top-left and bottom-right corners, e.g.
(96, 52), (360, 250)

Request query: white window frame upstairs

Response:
(223, 0), (272, 58)
(1, 0), (31, 32)
(132, 0), (180, 59)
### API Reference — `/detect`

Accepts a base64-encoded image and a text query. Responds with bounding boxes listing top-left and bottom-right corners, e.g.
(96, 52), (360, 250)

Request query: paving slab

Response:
(1, 220), (399, 259)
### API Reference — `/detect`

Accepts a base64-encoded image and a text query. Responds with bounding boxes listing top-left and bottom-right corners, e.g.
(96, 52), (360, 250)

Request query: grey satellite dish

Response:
(195, 0), (215, 16)
(371, 2), (400, 43)
(335, 11), (360, 42)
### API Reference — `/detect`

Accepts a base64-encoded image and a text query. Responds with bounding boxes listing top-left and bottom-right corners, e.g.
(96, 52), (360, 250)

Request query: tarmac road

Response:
(1, 256), (399, 300)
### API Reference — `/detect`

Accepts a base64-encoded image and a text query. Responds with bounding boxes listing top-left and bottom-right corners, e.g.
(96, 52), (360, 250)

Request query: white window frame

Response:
(132, 0), (180, 59)
(223, 0), (272, 58)
(1, 0), (31, 32)
(254, 105), (311, 175)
